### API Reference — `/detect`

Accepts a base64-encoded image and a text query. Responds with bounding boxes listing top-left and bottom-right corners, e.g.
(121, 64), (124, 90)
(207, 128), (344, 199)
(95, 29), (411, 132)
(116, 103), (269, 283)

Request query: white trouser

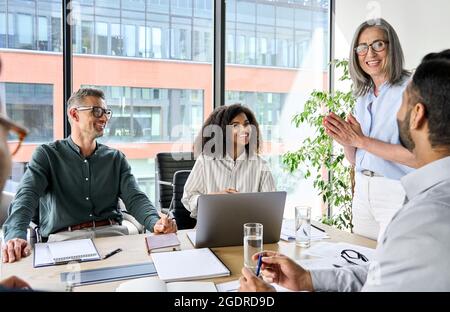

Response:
(352, 172), (405, 242)
(47, 224), (129, 242)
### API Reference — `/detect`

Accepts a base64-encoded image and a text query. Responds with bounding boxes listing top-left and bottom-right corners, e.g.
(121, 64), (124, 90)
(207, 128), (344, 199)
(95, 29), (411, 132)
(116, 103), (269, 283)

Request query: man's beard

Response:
(397, 109), (415, 152)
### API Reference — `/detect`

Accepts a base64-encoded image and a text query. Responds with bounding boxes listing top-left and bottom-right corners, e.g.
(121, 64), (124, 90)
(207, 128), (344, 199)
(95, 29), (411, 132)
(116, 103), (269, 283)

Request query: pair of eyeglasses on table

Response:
(333, 249), (369, 268)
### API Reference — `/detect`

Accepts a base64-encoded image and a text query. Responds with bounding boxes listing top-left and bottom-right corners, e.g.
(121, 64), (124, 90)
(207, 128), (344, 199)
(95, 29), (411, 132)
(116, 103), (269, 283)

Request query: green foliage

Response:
(282, 59), (356, 231)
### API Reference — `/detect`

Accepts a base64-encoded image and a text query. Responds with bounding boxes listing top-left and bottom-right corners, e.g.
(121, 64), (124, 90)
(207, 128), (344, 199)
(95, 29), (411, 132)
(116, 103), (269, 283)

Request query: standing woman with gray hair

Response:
(323, 19), (417, 241)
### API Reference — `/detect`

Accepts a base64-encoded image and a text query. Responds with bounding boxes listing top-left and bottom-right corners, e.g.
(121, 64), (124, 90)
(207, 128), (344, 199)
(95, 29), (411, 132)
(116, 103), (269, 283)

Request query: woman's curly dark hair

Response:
(194, 103), (261, 158)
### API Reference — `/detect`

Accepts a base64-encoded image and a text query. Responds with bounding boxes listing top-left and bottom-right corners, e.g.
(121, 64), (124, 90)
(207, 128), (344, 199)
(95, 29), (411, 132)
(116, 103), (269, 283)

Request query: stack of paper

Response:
(280, 219), (330, 241)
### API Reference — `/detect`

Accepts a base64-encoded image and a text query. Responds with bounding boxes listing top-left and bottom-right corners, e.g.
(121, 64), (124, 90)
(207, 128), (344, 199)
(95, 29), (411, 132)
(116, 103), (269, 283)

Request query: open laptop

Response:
(187, 191), (286, 248)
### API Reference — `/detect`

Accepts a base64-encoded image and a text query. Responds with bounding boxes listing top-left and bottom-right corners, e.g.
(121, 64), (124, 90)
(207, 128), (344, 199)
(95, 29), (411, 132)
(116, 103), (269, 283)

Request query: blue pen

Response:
(255, 254), (263, 277)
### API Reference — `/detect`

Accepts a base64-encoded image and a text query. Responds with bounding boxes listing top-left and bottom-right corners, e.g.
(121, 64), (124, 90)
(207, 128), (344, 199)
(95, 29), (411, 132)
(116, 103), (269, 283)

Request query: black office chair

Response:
(155, 152), (196, 230)
(169, 170), (197, 230)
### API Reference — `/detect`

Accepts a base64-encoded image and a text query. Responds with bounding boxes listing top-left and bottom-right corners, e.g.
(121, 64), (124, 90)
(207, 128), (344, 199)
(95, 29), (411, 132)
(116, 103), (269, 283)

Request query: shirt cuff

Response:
(187, 194), (201, 219)
(146, 216), (160, 233)
(310, 268), (341, 292)
(3, 228), (28, 243)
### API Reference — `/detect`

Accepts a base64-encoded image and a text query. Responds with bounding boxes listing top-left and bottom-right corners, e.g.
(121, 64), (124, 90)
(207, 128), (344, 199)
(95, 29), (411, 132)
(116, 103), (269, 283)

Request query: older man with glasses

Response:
(2, 87), (176, 263)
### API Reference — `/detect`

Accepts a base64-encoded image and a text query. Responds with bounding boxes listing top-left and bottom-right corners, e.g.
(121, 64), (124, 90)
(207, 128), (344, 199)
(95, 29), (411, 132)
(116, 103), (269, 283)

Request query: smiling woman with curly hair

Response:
(182, 103), (276, 219)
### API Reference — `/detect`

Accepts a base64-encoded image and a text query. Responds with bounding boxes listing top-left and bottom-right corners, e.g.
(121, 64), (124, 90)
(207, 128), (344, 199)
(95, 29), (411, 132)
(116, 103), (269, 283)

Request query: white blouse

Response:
(181, 152), (276, 218)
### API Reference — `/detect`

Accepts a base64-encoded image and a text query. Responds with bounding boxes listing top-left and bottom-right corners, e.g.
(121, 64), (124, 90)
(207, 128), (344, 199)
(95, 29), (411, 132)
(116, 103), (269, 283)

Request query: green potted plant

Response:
(282, 59), (356, 231)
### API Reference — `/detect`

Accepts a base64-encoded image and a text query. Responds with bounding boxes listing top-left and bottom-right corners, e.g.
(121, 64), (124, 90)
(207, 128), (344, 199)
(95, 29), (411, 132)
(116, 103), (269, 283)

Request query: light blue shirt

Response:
(354, 76), (414, 180)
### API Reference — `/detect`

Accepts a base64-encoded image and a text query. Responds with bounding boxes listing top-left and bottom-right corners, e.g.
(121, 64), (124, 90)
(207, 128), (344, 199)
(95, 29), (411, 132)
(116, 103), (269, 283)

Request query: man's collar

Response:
(401, 156), (450, 200)
(67, 136), (98, 156)
(67, 136), (81, 154)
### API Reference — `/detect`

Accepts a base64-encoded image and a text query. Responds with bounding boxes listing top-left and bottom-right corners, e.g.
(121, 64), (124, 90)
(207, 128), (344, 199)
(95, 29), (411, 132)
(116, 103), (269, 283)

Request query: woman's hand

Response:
(323, 113), (366, 149)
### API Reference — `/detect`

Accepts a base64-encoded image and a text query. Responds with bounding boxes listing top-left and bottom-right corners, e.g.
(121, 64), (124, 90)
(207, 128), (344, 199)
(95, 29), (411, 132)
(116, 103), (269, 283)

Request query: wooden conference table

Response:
(1, 222), (376, 292)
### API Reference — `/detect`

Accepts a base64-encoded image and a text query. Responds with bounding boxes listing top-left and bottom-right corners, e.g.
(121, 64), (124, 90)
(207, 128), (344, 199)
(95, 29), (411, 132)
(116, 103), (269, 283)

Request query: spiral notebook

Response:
(34, 238), (101, 268)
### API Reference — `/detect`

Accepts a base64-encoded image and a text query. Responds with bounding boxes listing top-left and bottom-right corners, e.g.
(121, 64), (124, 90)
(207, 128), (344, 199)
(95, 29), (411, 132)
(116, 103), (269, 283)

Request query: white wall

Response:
(335, 0), (450, 70)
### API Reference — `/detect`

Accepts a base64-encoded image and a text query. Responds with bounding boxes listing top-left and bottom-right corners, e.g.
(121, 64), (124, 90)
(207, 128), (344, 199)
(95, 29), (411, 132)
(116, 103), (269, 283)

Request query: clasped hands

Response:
(323, 112), (366, 148)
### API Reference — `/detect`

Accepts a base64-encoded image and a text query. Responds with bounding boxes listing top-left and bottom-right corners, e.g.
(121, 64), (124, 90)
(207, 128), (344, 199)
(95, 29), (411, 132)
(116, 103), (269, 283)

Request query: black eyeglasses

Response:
(341, 249), (369, 265)
(0, 115), (29, 156)
(355, 40), (389, 56)
(76, 106), (112, 119)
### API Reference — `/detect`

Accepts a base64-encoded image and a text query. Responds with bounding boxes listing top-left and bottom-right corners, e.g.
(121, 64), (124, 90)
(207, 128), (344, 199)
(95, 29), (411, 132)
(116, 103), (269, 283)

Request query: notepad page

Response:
(151, 248), (230, 282)
(34, 243), (55, 267)
(48, 238), (100, 263)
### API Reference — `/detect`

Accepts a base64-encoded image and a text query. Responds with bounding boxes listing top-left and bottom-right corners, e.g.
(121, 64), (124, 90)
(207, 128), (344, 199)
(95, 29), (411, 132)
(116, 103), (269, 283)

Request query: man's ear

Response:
(410, 103), (427, 130)
(68, 107), (79, 122)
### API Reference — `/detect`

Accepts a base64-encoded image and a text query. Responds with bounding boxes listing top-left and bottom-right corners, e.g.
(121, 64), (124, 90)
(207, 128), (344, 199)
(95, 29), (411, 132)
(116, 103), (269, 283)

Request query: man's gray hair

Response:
(349, 18), (410, 97)
(67, 87), (105, 110)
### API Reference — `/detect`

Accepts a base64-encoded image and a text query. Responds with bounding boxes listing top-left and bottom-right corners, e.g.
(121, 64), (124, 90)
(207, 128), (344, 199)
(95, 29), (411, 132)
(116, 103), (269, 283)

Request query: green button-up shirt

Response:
(3, 137), (160, 241)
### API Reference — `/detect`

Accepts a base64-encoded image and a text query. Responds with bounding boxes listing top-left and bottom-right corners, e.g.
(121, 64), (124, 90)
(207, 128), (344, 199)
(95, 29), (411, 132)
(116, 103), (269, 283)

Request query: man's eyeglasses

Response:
(76, 106), (112, 119)
(0, 115), (29, 156)
(341, 249), (369, 265)
(355, 40), (389, 56)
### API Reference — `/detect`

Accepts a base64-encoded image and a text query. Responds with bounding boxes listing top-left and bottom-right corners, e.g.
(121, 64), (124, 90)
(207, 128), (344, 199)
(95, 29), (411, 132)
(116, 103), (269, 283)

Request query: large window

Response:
(0, 1), (327, 69)
(72, 0), (213, 205)
(83, 85), (203, 142)
(0, 0), (329, 211)
(0, 0), (62, 185)
(0, 0), (62, 51)
(2, 82), (53, 143)
(226, 0), (330, 219)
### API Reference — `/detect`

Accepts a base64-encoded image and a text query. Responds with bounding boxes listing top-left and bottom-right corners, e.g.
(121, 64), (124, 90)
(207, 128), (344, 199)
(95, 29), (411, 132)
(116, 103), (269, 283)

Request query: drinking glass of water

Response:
(295, 206), (311, 248)
(243, 223), (263, 272)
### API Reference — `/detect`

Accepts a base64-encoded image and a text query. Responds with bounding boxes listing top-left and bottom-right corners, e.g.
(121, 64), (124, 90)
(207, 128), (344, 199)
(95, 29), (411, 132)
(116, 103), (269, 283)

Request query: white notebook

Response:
(151, 248), (230, 282)
(34, 238), (101, 268)
(116, 277), (217, 292)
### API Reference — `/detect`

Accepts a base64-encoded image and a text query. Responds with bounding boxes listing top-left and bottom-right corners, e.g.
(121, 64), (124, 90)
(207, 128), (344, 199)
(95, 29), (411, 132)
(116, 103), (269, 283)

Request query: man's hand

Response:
(0, 276), (31, 289)
(252, 251), (314, 292)
(238, 267), (276, 292)
(153, 212), (178, 234)
(1, 238), (31, 263)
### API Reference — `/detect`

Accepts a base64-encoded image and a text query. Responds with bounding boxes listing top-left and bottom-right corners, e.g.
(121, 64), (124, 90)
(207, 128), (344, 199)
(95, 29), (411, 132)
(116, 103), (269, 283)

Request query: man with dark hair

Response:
(2, 88), (176, 263)
(239, 50), (450, 292)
